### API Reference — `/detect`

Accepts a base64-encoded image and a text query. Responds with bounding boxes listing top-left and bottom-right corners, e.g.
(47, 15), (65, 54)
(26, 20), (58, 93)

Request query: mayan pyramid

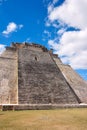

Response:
(0, 42), (87, 110)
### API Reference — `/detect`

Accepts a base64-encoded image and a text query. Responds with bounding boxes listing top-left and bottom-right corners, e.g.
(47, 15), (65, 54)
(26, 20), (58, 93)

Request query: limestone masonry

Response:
(0, 42), (87, 110)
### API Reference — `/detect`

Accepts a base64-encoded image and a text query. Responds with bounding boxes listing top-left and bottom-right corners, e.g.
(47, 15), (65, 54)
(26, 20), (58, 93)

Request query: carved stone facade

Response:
(0, 42), (87, 109)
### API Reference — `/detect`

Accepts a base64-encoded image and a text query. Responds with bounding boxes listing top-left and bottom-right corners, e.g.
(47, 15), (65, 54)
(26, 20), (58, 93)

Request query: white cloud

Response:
(58, 30), (87, 69)
(48, 4), (54, 14)
(53, 0), (59, 4)
(57, 28), (66, 35)
(59, 29), (87, 56)
(47, 0), (87, 69)
(48, 0), (87, 29)
(48, 40), (59, 50)
(47, 0), (59, 14)
(2, 22), (17, 35)
(0, 44), (5, 54)
(69, 52), (87, 69)
(44, 30), (51, 37)
(2, 22), (23, 37)
(48, 29), (87, 69)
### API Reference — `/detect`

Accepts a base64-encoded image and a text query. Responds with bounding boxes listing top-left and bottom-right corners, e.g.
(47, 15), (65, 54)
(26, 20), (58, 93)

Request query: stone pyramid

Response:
(0, 43), (87, 110)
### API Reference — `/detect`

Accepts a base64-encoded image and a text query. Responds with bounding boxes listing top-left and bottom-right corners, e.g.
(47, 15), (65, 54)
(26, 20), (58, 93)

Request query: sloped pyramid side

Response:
(0, 43), (86, 106)
(18, 46), (79, 104)
(54, 56), (87, 104)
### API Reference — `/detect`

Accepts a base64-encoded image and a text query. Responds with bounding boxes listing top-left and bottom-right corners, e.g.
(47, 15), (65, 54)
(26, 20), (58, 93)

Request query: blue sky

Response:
(0, 0), (87, 80)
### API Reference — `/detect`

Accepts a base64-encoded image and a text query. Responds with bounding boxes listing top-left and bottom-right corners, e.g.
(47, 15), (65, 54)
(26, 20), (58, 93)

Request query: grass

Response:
(0, 108), (87, 130)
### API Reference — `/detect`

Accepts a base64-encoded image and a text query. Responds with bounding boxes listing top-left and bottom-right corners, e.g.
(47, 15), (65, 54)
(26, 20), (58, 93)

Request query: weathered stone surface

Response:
(0, 48), (18, 104)
(18, 46), (79, 104)
(0, 42), (87, 108)
(54, 57), (87, 103)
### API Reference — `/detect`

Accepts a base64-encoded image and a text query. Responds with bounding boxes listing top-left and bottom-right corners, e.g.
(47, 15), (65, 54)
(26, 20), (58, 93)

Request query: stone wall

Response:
(18, 47), (79, 104)
(54, 57), (87, 103)
(0, 43), (87, 106)
(0, 48), (18, 104)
